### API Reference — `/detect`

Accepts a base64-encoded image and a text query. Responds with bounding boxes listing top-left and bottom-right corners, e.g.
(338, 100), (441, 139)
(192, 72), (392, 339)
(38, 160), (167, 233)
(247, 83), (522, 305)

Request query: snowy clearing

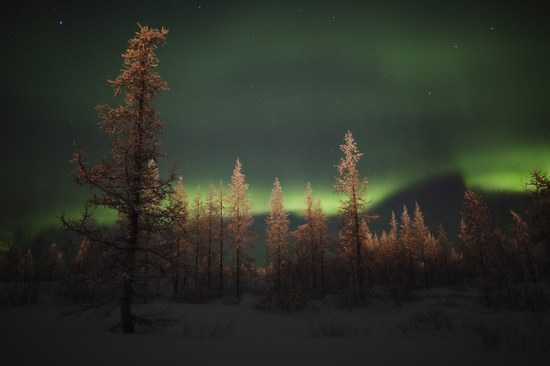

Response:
(2, 287), (549, 366)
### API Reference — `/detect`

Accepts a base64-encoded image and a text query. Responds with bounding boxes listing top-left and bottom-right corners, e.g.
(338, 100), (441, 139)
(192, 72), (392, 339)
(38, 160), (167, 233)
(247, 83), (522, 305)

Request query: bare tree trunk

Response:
(183, 267), (187, 298)
(277, 249), (281, 290)
(172, 268), (179, 298)
(208, 216), (212, 291)
(310, 225), (317, 294)
(236, 247), (240, 299)
(311, 243), (317, 294)
(320, 249), (325, 299)
(352, 192), (364, 302)
(122, 208), (138, 333)
(195, 234), (199, 295)
(478, 241), (491, 306)
(219, 194), (224, 293)
(420, 243), (429, 289)
(407, 245), (414, 285)
(522, 243), (537, 284)
(121, 275), (134, 333)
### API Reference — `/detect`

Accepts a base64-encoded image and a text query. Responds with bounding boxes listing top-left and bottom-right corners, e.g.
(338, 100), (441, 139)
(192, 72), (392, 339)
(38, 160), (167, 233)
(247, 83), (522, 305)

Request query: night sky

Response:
(1, 1), (549, 233)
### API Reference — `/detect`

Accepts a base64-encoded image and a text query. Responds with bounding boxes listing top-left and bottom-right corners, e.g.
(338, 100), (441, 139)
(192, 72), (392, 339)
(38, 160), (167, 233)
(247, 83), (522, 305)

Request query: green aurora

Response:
(1, 1), (549, 233)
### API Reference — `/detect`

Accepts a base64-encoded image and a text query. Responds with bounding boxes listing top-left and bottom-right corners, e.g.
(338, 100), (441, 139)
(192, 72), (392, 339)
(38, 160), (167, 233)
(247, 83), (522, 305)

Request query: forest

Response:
(1, 24), (550, 365)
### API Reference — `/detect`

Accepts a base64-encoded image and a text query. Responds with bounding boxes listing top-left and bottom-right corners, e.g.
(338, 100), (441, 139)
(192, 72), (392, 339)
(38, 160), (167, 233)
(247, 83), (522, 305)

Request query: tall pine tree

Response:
(335, 131), (370, 302)
(266, 178), (290, 290)
(227, 159), (254, 299)
(61, 26), (179, 333)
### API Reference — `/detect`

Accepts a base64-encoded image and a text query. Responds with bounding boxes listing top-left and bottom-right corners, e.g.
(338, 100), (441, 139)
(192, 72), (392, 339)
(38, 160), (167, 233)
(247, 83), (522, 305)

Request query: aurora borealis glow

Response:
(1, 1), (549, 232)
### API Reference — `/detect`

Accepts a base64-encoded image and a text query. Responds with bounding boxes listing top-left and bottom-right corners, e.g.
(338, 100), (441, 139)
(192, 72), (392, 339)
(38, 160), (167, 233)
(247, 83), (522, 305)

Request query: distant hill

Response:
(369, 172), (530, 240)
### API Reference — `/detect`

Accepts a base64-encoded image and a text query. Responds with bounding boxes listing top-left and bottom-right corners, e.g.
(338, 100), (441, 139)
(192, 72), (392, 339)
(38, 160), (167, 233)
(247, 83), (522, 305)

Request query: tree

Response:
(216, 180), (227, 292)
(509, 210), (537, 284)
(459, 189), (493, 306)
(304, 183), (318, 293)
(47, 242), (61, 280)
(384, 211), (408, 304)
(191, 188), (206, 296)
(169, 176), (190, 299)
(205, 183), (217, 292)
(61, 26), (180, 333)
(312, 198), (329, 298)
(412, 202), (430, 289)
(266, 178), (290, 290)
(527, 170), (550, 276)
(400, 205), (415, 285)
(227, 159), (254, 299)
(335, 131), (370, 302)
(436, 224), (452, 286)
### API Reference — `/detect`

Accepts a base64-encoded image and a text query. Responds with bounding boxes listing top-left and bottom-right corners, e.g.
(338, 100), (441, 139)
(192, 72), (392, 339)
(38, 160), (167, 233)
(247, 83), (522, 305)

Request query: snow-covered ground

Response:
(2, 287), (549, 366)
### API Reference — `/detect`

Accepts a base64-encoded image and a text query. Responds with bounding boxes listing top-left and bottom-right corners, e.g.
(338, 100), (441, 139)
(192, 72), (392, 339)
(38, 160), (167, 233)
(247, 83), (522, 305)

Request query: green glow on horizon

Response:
(22, 142), (550, 232)
(458, 145), (550, 192)
(3, 3), (549, 234)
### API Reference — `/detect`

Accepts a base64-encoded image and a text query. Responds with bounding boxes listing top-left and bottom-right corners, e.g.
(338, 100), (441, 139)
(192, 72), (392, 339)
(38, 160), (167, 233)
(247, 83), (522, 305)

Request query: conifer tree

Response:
(311, 198), (329, 298)
(412, 202), (430, 289)
(527, 170), (550, 276)
(335, 131), (370, 302)
(385, 211), (407, 303)
(227, 159), (254, 299)
(266, 178), (290, 290)
(436, 224), (451, 285)
(191, 188), (206, 296)
(459, 189), (493, 306)
(206, 184), (217, 291)
(216, 180), (227, 292)
(304, 182), (317, 293)
(510, 210), (537, 284)
(47, 243), (60, 280)
(400, 206), (415, 284)
(61, 26), (180, 333)
(169, 176), (189, 298)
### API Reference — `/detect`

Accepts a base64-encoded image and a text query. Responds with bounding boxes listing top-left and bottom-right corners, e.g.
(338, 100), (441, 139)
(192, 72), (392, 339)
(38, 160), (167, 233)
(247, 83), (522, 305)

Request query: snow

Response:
(1, 287), (548, 366)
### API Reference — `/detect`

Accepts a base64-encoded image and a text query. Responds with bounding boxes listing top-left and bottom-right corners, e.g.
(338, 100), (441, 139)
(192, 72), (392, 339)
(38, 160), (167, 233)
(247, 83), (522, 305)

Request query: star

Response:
(59, 20), (63, 25)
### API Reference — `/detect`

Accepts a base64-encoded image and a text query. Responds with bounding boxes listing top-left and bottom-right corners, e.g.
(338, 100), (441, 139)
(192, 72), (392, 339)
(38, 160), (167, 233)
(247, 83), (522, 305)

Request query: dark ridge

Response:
(369, 171), (531, 240)
(369, 172), (466, 238)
